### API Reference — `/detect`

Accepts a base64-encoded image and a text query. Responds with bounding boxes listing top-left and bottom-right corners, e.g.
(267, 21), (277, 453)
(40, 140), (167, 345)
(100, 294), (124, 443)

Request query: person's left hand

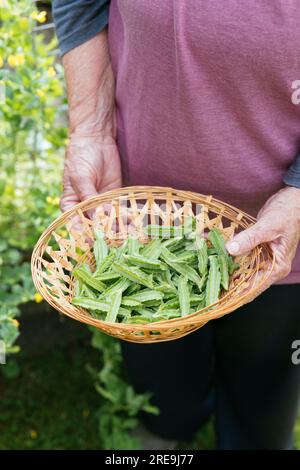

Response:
(226, 186), (300, 292)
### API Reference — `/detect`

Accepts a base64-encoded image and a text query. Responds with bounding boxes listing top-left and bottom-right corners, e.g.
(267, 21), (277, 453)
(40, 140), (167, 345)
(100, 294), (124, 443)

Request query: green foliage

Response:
(88, 330), (159, 449)
(0, 0), (66, 352)
(0, 240), (34, 351)
(0, 0), (158, 450)
(0, 340), (104, 450)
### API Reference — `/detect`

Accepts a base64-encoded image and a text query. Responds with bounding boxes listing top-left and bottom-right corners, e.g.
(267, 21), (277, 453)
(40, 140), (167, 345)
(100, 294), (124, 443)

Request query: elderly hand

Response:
(60, 31), (121, 213)
(60, 134), (122, 212)
(226, 186), (300, 290)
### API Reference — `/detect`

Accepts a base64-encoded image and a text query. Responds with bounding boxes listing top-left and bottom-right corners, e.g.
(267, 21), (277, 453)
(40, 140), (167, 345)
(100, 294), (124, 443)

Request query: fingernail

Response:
(227, 240), (240, 255)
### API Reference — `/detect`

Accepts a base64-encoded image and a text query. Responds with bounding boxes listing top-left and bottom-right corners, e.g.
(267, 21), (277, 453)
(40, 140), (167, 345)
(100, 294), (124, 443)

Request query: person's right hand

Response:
(60, 134), (122, 213)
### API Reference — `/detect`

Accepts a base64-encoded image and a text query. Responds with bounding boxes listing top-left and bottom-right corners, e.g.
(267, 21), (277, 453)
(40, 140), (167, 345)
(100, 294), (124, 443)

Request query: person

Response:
(52, 1), (300, 449)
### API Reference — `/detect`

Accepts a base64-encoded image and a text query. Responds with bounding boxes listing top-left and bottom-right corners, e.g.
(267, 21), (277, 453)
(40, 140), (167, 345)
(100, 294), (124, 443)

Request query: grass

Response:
(0, 336), (299, 450)
(0, 336), (216, 450)
(0, 339), (102, 450)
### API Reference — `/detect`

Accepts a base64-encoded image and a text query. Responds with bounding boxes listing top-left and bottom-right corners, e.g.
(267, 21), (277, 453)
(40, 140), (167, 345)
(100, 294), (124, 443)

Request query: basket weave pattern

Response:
(31, 187), (274, 343)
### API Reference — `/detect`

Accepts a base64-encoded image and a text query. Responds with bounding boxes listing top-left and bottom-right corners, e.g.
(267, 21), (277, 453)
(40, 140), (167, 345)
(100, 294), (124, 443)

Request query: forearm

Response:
(63, 29), (115, 140)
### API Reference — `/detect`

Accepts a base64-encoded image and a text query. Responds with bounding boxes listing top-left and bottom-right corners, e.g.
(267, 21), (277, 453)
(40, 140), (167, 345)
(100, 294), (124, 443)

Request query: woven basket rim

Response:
(31, 186), (275, 341)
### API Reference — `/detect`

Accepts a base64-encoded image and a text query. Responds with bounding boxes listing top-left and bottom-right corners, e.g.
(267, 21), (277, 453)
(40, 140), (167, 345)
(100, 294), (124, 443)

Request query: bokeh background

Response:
(0, 0), (299, 450)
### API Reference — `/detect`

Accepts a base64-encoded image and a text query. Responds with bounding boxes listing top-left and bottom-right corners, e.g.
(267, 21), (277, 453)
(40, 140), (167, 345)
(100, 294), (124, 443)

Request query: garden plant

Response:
(0, 0), (158, 450)
(0, 0), (299, 451)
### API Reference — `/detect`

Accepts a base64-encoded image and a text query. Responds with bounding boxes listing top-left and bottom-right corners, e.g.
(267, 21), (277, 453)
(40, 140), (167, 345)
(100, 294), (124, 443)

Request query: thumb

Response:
(226, 223), (269, 256)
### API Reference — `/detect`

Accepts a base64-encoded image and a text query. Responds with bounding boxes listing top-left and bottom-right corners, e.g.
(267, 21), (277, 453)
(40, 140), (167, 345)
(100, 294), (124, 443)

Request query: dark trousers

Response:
(121, 285), (300, 449)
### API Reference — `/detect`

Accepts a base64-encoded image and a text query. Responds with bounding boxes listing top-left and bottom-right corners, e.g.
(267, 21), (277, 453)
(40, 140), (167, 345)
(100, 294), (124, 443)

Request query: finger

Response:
(66, 214), (84, 238)
(268, 240), (292, 281)
(72, 174), (101, 220)
(226, 222), (275, 256)
(246, 272), (271, 303)
(59, 176), (85, 235)
(243, 258), (274, 303)
(60, 192), (83, 235)
(60, 188), (80, 213)
(60, 169), (81, 213)
(245, 241), (291, 303)
(70, 174), (99, 202)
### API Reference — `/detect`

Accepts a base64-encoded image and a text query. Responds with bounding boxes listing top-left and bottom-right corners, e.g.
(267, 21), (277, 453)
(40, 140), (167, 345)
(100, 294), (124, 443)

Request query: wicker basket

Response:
(31, 186), (274, 343)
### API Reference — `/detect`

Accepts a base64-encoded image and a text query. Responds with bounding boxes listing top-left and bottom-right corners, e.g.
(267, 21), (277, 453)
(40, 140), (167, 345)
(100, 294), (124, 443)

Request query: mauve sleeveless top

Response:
(108, 0), (300, 284)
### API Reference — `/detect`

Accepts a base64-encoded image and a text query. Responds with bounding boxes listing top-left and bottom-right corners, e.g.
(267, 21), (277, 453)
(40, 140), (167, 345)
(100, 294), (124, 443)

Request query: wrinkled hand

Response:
(226, 186), (300, 291)
(60, 134), (122, 212)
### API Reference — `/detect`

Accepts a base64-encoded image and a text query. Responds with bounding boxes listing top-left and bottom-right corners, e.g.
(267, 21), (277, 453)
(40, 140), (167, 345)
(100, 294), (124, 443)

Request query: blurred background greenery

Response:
(0, 0), (299, 450)
(0, 0), (159, 450)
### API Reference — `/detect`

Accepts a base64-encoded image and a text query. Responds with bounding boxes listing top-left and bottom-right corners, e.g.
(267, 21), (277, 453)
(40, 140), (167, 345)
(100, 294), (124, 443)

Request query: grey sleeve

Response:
(52, 0), (110, 56)
(283, 155), (300, 189)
